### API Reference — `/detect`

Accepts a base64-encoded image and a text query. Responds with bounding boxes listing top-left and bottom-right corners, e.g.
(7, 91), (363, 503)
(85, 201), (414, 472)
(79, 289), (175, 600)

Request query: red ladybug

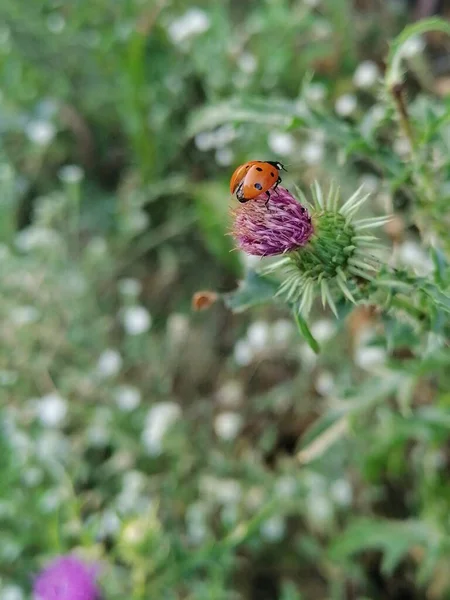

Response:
(230, 160), (286, 204)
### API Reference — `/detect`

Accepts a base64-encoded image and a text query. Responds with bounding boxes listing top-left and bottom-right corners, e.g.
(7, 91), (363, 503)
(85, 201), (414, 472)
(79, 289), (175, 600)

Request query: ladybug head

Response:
(267, 161), (287, 172)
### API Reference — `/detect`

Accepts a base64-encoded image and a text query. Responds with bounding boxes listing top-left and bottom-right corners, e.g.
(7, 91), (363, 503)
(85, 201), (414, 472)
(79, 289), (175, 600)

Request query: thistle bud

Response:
(231, 183), (389, 317)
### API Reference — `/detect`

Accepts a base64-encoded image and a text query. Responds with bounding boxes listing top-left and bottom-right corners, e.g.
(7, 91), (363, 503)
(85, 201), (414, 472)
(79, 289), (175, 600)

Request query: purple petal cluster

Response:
(33, 555), (100, 600)
(231, 187), (314, 256)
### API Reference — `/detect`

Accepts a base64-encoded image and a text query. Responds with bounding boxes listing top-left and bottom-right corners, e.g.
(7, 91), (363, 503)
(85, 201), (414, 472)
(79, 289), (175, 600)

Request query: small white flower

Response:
(58, 164), (84, 184)
(142, 402), (181, 455)
(261, 516), (286, 542)
(215, 147), (234, 166)
(23, 467), (43, 487)
(305, 83), (327, 103)
(267, 131), (295, 156)
(401, 35), (425, 58)
(86, 236), (108, 259)
(313, 20), (331, 38)
(295, 99), (309, 118)
(25, 120), (56, 146)
(394, 136), (412, 158)
(245, 486), (265, 511)
(330, 479), (353, 507)
(355, 345), (386, 371)
(214, 412), (243, 441)
(0, 370), (17, 386)
(124, 210), (149, 235)
(306, 494), (334, 531)
(271, 319), (294, 346)
(195, 132), (215, 151)
(87, 423), (109, 447)
(166, 313), (190, 346)
(214, 124), (236, 147)
(47, 13), (65, 33)
(118, 278), (142, 298)
(397, 241), (433, 275)
(36, 430), (69, 461)
(97, 510), (121, 539)
(10, 305), (40, 326)
(0, 540), (21, 562)
(216, 380), (243, 407)
(247, 320), (271, 352)
(299, 343), (318, 369)
(311, 319), (335, 343)
(238, 52), (258, 74)
(359, 174), (380, 193)
(301, 141), (324, 165)
(15, 227), (61, 252)
(353, 60), (379, 89)
(200, 476), (242, 504)
(1, 585), (24, 600)
(114, 385), (141, 411)
(315, 370), (335, 396)
(167, 8), (210, 45)
(186, 502), (208, 544)
(335, 94), (357, 117)
(96, 349), (123, 378)
(233, 339), (254, 366)
(123, 470), (146, 493)
(275, 475), (297, 498)
(121, 305), (152, 335)
(35, 392), (68, 427)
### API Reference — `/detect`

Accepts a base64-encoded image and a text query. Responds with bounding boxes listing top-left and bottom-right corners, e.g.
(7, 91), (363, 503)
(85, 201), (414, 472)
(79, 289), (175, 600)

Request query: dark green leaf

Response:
(293, 310), (320, 354)
(222, 269), (278, 313)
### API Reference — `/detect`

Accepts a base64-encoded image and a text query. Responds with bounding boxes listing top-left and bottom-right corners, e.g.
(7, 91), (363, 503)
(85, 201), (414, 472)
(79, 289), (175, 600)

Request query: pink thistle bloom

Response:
(33, 555), (101, 600)
(230, 187), (314, 256)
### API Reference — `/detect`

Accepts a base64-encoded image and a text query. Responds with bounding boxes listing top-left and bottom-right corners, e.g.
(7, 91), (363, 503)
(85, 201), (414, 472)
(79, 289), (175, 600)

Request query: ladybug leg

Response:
(264, 191), (271, 207)
(272, 177), (282, 195)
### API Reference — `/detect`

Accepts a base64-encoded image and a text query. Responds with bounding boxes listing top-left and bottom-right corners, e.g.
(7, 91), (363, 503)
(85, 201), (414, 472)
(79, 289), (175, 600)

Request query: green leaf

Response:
(186, 97), (295, 138)
(193, 182), (242, 275)
(222, 269), (278, 313)
(329, 518), (431, 576)
(422, 283), (450, 314)
(293, 310), (320, 354)
(386, 17), (450, 88)
(430, 246), (448, 287)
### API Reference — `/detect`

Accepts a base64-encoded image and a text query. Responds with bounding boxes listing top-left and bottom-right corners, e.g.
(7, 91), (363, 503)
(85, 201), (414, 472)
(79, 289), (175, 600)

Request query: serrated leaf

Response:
(223, 269), (278, 313)
(422, 283), (450, 313)
(329, 518), (431, 576)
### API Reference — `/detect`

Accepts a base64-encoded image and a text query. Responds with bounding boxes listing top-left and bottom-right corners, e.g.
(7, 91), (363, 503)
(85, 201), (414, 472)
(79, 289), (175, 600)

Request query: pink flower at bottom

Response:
(230, 187), (314, 256)
(33, 555), (101, 600)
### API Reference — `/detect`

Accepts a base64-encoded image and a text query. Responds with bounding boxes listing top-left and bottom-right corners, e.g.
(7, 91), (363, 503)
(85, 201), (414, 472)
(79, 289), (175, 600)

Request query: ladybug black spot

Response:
(256, 167), (263, 172)
(255, 183), (263, 190)
(270, 172), (274, 177)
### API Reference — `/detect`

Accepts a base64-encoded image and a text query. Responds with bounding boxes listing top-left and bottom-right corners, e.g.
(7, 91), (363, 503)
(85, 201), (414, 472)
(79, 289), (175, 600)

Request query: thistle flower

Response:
(231, 188), (314, 256)
(33, 555), (100, 600)
(231, 184), (389, 318)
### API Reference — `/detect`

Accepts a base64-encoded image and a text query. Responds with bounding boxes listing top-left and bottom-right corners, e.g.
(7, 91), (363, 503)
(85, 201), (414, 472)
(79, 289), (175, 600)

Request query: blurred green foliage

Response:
(1, 0), (450, 599)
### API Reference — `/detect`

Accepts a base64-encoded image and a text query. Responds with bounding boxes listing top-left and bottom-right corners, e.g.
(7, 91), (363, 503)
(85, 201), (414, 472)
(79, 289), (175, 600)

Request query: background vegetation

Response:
(1, 0), (450, 598)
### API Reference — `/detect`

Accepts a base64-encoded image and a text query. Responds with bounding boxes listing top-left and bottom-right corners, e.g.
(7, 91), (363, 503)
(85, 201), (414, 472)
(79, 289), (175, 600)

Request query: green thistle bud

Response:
(231, 182), (390, 317)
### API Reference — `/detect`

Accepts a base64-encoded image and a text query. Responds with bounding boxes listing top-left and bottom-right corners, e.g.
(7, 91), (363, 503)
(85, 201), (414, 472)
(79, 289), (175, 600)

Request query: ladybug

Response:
(230, 160), (286, 204)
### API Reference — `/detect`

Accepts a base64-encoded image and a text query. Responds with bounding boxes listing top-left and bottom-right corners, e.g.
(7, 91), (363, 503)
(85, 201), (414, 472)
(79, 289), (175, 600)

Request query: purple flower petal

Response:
(33, 555), (100, 600)
(231, 187), (314, 256)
